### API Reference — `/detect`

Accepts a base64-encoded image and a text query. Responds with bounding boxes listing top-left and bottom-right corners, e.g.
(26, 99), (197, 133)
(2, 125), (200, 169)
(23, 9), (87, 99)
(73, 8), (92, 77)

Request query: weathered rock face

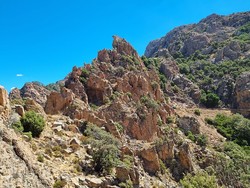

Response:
(178, 142), (194, 172)
(9, 88), (22, 101)
(65, 66), (88, 103)
(15, 105), (25, 117)
(159, 58), (179, 79)
(21, 82), (51, 107)
(24, 98), (45, 116)
(0, 86), (9, 107)
(215, 41), (241, 62)
(112, 36), (141, 61)
(0, 86), (10, 121)
(9, 82), (51, 107)
(182, 34), (209, 56)
(138, 146), (160, 175)
(86, 73), (112, 105)
(145, 11), (250, 63)
(172, 74), (201, 104)
(45, 87), (75, 115)
(234, 72), (250, 117)
(156, 140), (175, 162)
(0, 122), (53, 188)
(177, 116), (201, 135)
(216, 75), (235, 106)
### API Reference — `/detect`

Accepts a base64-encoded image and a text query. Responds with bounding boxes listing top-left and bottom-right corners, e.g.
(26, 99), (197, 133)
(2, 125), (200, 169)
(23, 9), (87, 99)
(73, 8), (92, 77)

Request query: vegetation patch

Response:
(84, 123), (122, 174)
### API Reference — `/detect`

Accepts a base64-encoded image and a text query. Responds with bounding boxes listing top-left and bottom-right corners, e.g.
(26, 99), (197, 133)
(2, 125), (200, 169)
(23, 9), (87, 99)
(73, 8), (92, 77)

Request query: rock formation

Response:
(1, 11), (250, 188)
(234, 72), (250, 117)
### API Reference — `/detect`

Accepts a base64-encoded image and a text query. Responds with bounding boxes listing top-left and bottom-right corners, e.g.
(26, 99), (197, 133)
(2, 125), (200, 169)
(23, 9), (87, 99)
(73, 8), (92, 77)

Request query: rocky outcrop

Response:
(178, 142), (194, 172)
(156, 140), (175, 162)
(14, 105), (25, 117)
(159, 58), (179, 79)
(45, 87), (75, 115)
(234, 72), (250, 117)
(172, 74), (201, 104)
(24, 98), (45, 116)
(86, 73), (112, 105)
(112, 36), (141, 62)
(9, 88), (22, 101)
(0, 86), (9, 107)
(9, 82), (51, 107)
(145, 11), (250, 63)
(216, 75), (235, 106)
(21, 82), (50, 107)
(65, 66), (88, 103)
(0, 86), (10, 121)
(177, 116), (201, 135)
(138, 146), (160, 175)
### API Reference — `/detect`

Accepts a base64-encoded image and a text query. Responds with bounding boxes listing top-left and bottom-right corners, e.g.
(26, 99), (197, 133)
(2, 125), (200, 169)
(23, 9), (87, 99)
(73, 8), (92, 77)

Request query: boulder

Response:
(15, 105), (25, 117)
(178, 116), (200, 135)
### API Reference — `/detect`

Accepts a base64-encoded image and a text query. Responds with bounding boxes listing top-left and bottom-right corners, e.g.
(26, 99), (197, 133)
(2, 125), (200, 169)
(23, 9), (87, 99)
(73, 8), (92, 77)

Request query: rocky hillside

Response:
(145, 11), (250, 113)
(0, 12), (250, 188)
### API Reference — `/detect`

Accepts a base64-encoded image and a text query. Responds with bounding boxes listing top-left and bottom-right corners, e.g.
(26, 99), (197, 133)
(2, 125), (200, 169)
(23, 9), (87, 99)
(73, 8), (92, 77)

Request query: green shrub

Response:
(53, 180), (66, 188)
(196, 134), (208, 147)
(20, 111), (45, 137)
(205, 118), (214, 125)
(114, 122), (124, 134)
(151, 81), (159, 90)
(172, 85), (180, 93)
(118, 179), (133, 188)
(187, 131), (195, 142)
(201, 92), (219, 108)
(212, 113), (250, 146)
(180, 171), (218, 188)
(12, 120), (24, 132)
(23, 131), (32, 141)
(37, 154), (44, 163)
(187, 132), (207, 147)
(212, 142), (250, 188)
(140, 96), (159, 110)
(166, 116), (174, 124)
(85, 123), (121, 174)
(194, 109), (201, 116)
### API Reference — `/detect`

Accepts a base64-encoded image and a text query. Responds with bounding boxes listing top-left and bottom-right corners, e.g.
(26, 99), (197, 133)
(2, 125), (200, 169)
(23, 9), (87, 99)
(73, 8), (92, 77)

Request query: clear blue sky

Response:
(0, 0), (249, 92)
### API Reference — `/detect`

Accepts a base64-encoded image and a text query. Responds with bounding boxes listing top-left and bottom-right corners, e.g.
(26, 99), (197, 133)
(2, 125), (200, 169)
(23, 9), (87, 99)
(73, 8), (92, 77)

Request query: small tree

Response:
(21, 111), (45, 137)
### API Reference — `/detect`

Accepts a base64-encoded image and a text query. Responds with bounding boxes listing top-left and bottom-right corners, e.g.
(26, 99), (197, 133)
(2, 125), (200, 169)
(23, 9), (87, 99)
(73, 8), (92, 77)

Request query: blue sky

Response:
(0, 0), (249, 92)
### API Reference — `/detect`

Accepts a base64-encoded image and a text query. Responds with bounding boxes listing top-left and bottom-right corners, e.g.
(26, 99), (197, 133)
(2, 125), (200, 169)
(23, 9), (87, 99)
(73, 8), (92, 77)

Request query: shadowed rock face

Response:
(234, 72), (250, 117)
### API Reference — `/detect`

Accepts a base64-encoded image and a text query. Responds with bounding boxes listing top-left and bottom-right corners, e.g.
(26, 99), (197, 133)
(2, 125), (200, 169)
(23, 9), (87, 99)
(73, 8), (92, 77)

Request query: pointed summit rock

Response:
(112, 36), (140, 59)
